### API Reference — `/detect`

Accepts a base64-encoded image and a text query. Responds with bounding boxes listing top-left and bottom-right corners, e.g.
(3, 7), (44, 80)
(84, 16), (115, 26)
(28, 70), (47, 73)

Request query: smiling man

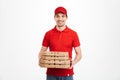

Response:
(38, 6), (82, 80)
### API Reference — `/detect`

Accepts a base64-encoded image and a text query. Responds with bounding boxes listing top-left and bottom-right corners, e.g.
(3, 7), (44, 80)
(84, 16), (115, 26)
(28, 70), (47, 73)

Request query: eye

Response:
(55, 14), (60, 18)
(62, 15), (66, 18)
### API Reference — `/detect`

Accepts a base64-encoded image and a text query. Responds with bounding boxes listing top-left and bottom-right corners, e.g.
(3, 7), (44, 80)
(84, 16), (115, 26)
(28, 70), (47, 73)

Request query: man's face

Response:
(54, 13), (67, 27)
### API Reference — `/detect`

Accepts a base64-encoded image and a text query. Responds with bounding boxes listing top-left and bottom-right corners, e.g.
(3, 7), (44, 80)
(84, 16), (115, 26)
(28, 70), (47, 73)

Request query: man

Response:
(38, 6), (82, 80)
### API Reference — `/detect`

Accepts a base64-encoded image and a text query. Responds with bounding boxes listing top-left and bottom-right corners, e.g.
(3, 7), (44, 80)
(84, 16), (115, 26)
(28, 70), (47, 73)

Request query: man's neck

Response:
(56, 25), (66, 31)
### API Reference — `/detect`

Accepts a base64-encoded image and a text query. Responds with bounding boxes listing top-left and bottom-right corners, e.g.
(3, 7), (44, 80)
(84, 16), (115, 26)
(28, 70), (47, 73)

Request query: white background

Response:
(0, 0), (120, 80)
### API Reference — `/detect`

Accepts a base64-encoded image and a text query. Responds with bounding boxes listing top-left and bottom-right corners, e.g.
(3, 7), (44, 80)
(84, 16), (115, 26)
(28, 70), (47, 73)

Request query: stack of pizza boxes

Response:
(39, 51), (71, 68)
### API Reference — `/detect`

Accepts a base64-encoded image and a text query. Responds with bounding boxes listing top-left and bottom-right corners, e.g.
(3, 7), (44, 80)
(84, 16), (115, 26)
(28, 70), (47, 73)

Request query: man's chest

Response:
(49, 32), (73, 48)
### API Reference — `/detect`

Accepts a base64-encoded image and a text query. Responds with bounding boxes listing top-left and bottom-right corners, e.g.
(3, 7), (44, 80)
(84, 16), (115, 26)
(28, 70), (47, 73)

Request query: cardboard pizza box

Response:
(39, 51), (71, 68)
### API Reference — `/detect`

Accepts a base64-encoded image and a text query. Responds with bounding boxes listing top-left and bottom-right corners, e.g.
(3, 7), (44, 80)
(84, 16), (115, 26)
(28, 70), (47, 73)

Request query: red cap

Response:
(54, 6), (67, 16)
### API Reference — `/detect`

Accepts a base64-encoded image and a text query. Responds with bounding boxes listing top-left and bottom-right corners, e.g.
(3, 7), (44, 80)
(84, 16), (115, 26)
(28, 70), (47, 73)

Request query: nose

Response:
(58, 17), (62, 20)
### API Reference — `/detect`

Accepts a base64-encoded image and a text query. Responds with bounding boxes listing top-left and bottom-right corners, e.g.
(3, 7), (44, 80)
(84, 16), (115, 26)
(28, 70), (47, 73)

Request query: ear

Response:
(66, 16), (68, 20)
(54, 16), (56, 21)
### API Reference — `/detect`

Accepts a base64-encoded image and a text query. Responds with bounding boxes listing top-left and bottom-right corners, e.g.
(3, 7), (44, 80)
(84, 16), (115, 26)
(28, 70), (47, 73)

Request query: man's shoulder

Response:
(67, 27), (77, 34)
(45, 27), (55, 34)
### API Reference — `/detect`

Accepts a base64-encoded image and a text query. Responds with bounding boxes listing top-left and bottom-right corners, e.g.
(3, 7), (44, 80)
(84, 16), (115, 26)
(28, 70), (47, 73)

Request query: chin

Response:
(58, 25), (64, 27)
(57, 24), (64, 27)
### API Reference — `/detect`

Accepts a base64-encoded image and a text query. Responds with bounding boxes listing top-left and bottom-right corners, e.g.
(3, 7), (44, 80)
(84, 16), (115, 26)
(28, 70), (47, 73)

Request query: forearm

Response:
(38, 46), (48, 67)
(38, 46), (48, 59)
(72, 52), (82, 66)
(72, 46), (82, 67)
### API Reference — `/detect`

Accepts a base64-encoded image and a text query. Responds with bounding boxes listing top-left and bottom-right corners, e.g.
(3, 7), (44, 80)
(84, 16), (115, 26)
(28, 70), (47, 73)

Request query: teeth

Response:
(58, 21), (61, 22)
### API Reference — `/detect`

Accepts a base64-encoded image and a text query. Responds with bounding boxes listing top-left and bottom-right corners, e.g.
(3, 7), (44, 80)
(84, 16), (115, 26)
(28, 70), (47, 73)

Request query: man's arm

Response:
(38, 46), (48, 66)
(70, 46), (82, 68)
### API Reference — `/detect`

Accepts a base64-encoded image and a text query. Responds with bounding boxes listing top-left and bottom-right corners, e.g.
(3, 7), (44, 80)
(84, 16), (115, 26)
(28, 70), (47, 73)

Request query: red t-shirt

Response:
(42, 26), (80, 76)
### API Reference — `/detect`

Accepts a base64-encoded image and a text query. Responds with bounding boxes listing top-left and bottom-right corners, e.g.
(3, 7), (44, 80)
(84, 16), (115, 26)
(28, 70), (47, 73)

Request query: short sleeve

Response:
(72, 32), (80, 47)
(42, 32), (49, 47)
